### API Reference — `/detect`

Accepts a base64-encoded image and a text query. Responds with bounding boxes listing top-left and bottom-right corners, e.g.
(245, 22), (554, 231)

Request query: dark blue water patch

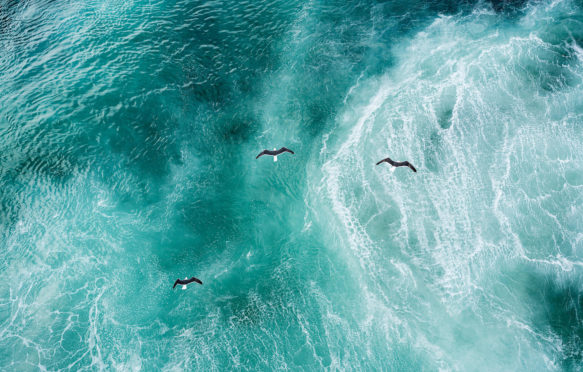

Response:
(183, 77), (232, 108)
(372, 0), (461, 35)
(519, 270), (583, 368)
(295, 95), (340, 138)
(438, 108), (453, 130)
(436, 86), (456, 130)
(214, 111), (258, 145)
(488, 0), (530, 14)
(543, 281), (583, 369)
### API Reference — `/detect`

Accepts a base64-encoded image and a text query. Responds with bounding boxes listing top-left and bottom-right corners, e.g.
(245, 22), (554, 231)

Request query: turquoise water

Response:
(1, 0), (583, 370)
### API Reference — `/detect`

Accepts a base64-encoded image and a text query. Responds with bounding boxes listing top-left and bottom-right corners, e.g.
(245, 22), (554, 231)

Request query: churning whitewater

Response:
(1, 0), (582, 370)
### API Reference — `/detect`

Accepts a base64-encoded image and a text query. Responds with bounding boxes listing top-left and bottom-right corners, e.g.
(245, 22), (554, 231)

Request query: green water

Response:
(1, 0), (583, 370)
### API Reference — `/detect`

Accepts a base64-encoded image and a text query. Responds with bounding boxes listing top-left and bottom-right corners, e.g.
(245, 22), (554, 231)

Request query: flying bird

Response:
(376, 157), (417, 172)
(173, 276), (203, 290)
(256, 147), (294, 162)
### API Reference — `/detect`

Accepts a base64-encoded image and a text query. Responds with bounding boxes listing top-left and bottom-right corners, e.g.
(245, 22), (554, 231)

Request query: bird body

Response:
(173, 276), (203, 290)
(376, 157), (417, 172)
(256, 147), (294, 161)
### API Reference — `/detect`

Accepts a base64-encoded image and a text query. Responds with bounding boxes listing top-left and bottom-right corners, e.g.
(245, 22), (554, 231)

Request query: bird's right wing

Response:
(192, 277), (203, 285)
(173, 279), (180, 289)
(280, 147), (294, 155)
(256, 150), (267, 159)
(405, 162), (417, 172)
(376, 158), (388, 165)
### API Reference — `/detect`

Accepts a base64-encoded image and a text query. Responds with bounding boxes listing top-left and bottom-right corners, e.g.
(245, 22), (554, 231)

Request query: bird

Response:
(376, 157), (417, 172)
(173, 276), (203, 290)
(256, 147), (294, 162)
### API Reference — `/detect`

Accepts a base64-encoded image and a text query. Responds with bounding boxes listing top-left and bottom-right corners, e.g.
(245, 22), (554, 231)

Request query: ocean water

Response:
(1, 0), (583, 370)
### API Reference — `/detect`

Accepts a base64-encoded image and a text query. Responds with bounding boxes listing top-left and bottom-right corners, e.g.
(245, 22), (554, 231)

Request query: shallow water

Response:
(1, 0), (583, 370)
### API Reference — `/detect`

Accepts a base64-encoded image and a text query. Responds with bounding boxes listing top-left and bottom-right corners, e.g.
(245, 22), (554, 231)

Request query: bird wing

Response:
(183, 277), (203, 285)
(404, 162), (417, 172)
(279, 147), (294, 155)
(256, 150), (267, 159)
(376, 158), (389, 165)
(173, 279), (180, 289)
